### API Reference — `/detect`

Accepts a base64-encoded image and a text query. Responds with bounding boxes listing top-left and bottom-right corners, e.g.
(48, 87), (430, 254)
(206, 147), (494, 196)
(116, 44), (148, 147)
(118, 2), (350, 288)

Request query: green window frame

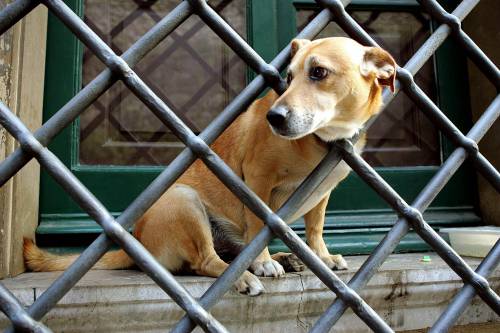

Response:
(39, 0), (479, 254)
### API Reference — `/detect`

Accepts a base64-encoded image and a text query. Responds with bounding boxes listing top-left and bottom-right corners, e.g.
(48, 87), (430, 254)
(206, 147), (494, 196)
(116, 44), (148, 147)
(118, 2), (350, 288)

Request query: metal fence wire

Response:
(0, 0), (498, 332)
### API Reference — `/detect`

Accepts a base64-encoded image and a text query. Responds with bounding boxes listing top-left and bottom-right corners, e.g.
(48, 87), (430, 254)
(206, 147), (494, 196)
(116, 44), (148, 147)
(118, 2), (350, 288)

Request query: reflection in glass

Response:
(80, 0), (246, 165)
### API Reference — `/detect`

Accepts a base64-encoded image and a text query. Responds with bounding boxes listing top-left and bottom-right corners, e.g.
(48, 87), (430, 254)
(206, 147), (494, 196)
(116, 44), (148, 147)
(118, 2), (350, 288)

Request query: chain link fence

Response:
(0, 0), (498, 332)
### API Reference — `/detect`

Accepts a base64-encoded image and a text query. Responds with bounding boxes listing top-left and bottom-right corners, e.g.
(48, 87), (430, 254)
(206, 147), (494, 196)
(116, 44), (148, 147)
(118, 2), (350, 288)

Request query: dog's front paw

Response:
(250, 259), (285, 277)
(235, 271), (264, 296)
(320, 254), (348, 270)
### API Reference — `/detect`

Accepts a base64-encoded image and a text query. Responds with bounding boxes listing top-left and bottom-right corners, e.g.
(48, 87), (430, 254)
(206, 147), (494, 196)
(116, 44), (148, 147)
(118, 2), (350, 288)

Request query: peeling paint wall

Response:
(0, 4), (14, 106)
(0, 0), (19, 278)
(0, 1), (47, 278)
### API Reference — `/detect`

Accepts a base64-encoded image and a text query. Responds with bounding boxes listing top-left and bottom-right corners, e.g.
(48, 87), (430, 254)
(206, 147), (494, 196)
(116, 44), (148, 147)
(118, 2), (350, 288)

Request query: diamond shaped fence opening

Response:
(0, 0), (498, 332)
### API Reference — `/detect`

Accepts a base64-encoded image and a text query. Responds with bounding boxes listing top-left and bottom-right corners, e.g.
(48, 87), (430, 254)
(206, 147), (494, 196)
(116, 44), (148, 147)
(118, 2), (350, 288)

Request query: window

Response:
(38, 0), (479, 254)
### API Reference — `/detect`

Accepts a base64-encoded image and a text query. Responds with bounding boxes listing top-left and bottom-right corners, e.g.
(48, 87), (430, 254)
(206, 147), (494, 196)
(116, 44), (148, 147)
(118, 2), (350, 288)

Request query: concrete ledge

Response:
(1, 254), (499, 332)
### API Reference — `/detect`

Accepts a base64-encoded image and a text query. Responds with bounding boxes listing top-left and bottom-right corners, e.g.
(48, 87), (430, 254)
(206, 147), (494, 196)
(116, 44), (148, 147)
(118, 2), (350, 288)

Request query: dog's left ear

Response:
(360, 47), (397, 93)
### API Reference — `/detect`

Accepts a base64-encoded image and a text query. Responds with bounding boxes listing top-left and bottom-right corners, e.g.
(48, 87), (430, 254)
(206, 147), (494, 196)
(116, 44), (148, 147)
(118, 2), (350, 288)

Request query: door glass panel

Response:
(297, 9), (441, 167)
(80, 0), (246, 165)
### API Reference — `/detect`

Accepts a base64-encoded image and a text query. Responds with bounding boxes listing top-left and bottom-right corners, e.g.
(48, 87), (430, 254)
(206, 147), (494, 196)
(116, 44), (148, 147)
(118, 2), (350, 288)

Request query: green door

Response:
(39, 0), (479, 254)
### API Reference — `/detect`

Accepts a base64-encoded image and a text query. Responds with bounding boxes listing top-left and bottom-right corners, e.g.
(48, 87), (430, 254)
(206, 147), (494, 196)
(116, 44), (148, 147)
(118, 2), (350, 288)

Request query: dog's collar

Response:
(312, 131), (362, 149)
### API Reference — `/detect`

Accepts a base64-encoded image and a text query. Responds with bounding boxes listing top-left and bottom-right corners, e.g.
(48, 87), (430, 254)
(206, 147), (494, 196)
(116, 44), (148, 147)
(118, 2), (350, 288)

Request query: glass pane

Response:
(80, 0), (247, 165)
(297, 9), (441, 167)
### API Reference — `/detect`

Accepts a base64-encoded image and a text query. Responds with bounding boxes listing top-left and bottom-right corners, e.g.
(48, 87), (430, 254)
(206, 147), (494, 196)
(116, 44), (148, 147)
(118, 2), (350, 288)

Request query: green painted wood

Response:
(294, 0), (420, 10)
(37, 209), (465, 256)
(40, 0), (83, 216)
(248, 0), (279, 63)
(39, 232), (440, 256)
(39, 0), (480, 254)
(39, 166), (475, 215)
(39, 230), (444, 256)
(268, 230), (441, 255)
(37, 208), (480, 234)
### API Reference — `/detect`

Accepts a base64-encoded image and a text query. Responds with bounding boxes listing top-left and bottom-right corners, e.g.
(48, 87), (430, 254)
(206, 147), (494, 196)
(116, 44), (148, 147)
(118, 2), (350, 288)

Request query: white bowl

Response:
(440, 226), (500, 258)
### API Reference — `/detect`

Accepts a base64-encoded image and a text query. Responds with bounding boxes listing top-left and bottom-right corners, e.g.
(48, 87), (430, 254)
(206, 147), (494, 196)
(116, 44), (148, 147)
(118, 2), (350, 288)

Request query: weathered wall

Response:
(0, 2), (47, 278)
(463, 0), (500, 226)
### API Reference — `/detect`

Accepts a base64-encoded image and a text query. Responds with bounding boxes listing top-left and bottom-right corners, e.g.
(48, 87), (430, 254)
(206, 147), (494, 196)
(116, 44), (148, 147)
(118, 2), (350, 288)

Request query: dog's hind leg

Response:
(136, 184), (264, 295)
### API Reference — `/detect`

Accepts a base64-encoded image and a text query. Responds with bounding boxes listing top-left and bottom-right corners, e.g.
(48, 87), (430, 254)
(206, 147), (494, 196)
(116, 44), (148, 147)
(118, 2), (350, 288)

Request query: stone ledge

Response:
(1, 253), (499, 332)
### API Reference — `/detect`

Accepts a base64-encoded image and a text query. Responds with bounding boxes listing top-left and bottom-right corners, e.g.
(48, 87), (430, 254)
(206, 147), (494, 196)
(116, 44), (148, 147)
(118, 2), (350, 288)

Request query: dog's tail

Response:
(23, 238), (134, 272)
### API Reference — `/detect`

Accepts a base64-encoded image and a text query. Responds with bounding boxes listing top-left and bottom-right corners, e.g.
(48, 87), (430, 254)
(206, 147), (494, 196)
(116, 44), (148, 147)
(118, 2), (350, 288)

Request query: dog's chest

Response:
(269, 138), (365, 222)
(270, 158), (352, 222)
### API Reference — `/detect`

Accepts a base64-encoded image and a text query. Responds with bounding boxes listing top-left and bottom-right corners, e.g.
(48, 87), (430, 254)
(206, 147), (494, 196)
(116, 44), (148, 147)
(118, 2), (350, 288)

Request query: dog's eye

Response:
(310, 67), (328, 81)
(286, 72), (293, 85)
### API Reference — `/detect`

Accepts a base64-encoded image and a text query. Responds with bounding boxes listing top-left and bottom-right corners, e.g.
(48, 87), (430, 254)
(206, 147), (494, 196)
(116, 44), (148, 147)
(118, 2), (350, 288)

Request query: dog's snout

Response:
(267, 106), (289, 128)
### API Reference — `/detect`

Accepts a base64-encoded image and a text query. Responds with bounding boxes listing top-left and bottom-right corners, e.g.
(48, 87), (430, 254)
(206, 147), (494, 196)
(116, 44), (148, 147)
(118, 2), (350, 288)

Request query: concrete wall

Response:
(402, 322), (500, 333)
(2, 254), (499, 332)
(463, 0), (500, 226)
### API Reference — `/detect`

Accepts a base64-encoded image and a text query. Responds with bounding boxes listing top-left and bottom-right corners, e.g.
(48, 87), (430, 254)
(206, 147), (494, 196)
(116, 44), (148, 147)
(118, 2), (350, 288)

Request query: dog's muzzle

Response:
(266, 106), (289, 129)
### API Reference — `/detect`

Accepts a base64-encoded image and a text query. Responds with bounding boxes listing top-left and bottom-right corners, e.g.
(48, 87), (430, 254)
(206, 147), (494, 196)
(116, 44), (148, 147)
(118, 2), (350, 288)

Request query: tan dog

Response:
(24, 37), (396, 296)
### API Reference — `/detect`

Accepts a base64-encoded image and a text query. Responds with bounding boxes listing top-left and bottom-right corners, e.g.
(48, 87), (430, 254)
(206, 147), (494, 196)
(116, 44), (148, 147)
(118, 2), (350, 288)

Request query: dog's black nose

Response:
(267, 106), (289, 128)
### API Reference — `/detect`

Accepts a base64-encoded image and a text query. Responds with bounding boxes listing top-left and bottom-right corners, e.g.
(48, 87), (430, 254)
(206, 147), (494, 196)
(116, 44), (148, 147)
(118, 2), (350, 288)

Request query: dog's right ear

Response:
(291, 39), (311, 59)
